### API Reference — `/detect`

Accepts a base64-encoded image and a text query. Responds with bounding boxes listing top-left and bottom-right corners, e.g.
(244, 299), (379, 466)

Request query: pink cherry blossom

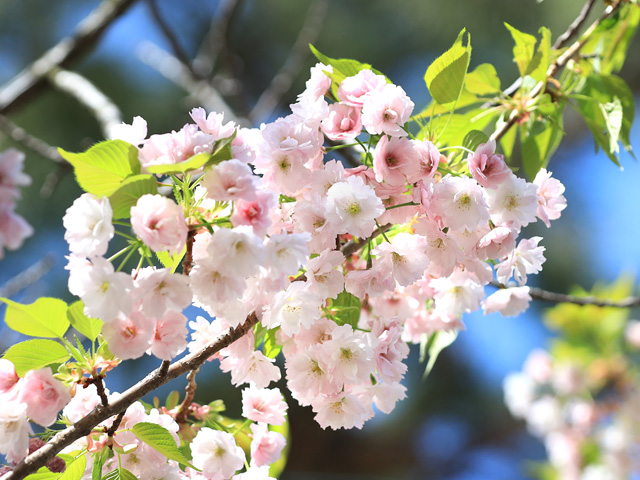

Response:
(131, 194), (188, 254)
(109, 116), (148, 145)
(0, 401), (31, 463)
(242, 387), (288, 426)
(0, 359), (19, 393)
(361, 83), (414, 137)
(231, 190), (277, 237)
(321, 103), (362, 141)
(466, 140), (511, 188)
(148, 310), (188, 360)
(374, 232), (430, 287)
(326, 176), (384, 238)
(138, 124), (216, 169)
(432, 176), (490, 232)
(18, 367), (71, 427)
(102, 309), (155, 360)
(191, 428), (246, 480)
(406, 139), (441, 183)
(485, 172), (538, 230)
(0, 208), (33, 259)
(190, 107), (236, 138)
(533, 168), (567, 227)
(483, 286), (532, 316)
(134, 267), (192, 318)
(337, 69), (387, 108)
(63, 193), (114, 258)
(312, 391), (372, 430)
(372, 136), (417, 186)
(201, 159), (259, 202)
(250, 423), (286, 467)
(496, 236), (546, 285)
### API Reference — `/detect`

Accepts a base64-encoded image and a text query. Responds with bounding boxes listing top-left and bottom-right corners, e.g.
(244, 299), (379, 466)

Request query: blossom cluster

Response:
(504, 346), (640, 480)
(3, 62), (568, 479)
(0, 148), (33, 258)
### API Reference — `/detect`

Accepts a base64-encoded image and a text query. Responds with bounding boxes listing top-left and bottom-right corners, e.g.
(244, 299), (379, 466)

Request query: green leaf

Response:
(1, 297), (69, 338)
(59, 454), (86, 480)
(101, 468), (137, 480)
(108, 174), (158, 219)
(131, 422), (199, 470)
(58, 140), (140, 197)
(462, 130), (490, 152)
(520, 101), (565, 179)
(3, 339), (70, 376)
(24, 470), (61, 480)
(165, 390), (180, 410)
(504, 23), (538, 78)
(92, 446), (111, 480)
(465, 63), (501, 95)
(155, 245), (186, 273)
(529, 27), (552, 83)
(424, 29), (472, 105)
(599, 98), (623, 156)
(263, 328), (282, 359)
(330, 290), (362, 328)
(423, 330), (458, 379)
(67, 301), (103, 342)
(145, 152), (212, 175)
(582, 4), (640, 75)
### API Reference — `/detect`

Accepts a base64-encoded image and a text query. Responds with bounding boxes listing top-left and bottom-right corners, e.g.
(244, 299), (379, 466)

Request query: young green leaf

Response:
(462, 130), (490, 153)
(108, 174), (158, 219)
(155, 245), (186, 273)
(465, 63), (501, 95)
(504, 23), (538, 78)
(3, 339), (70, 376)
(330, 290), (361, 328)
(58, 140), (140, 197)
(101, 468), (138, 480)
(91, 448), (111, 480)
(423, 330), (458, 379)
(263, 328), (282, 359)
(165, 390), (180, 410)
(59, 453), (86, 480)
(599, 98), (623, 156)
(424, 29), (472, 105)
(1, 297), (69, 338)
(67, 301), (104, 342)
(145, 152), (213, 175)
(131, 422), (199, 470)
(520, 105), (565, 179)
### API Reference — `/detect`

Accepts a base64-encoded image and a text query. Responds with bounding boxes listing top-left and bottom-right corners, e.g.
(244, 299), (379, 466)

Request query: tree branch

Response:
(552, 0), (598, 50)
(175, 367), (199, 424)
(249, 0), (330, 122)
(0, 115), (63, 163)
(0, 254), (57, 299)
(47, 68), (123, 139)
(0, 0), (137, 115)
(491, 281), (640, 308)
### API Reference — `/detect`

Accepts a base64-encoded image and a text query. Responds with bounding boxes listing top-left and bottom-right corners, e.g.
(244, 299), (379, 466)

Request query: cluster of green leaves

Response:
(415, 3), (639, 177)
(0, 297), (106, 378)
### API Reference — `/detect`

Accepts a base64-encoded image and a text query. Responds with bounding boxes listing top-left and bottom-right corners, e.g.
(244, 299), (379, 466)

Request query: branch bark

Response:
(0, 0), (137, 115)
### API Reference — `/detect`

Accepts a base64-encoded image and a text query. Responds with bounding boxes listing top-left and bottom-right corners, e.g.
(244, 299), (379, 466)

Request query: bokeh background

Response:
(0, 1), (639, 478)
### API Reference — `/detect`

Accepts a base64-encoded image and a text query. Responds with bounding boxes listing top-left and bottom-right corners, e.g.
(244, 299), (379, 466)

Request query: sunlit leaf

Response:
(424, 29), (472, 105)
(1, 297), (69, 338)
(3, 339), (69, 376)
(67, 301), (103, 342)
(108, 174), (158, 219)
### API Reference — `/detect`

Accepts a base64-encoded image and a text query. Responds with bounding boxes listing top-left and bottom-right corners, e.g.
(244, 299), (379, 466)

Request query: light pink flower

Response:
(201, 159), (259, 202)
(476, 224), (517, 260)
(109, 116), (148, 146)
(138, 124), (216, 169)
(220, 350), (282, 388)
(312, 391), (372, 430)
(300, 63), (333, 101)
(0, 208), (33, 259)
(431, 270), (484, 316)
(483, 286), (532, 316)
(262, 282), (322, 336)
(190, 108), (236, 138)
(320, 325), (375, 384)
(250, 423), (286, 467)
(466, 140), (511, 188)
(533, 168), (567, 227)
(305, 249), (344, 299)
(496, 236), (546, 285)
(63, 193), (114, 258)
(231, 190), (277, 237)
(102, 310), (155, 360)
(148, 311), (188, 360)
(372, 136), (417, 186)
(0, 148), (31, 191)
(326, 176), (384, 238)
(321, 104), (362, 141)
(63, 383), (106, 423)
(18, 368), (71, 426)
(242, 387), (288, 426)
(432, 175), (490, 232)
(361, 83), (414, 137)
(337, 69), (387, 108)
(131, 194), (188, 254)
(191, 428), (245, 480)
(0, 359), (19, 393)
(406, 139), (441, 183)
(0, 401), (31, 463)
(134, 267), (192, 318)
(345, 265), (395, 299)
(374, 232), (430, 287)
(285, 349), (340, 406)
(485, 173), (538, 230)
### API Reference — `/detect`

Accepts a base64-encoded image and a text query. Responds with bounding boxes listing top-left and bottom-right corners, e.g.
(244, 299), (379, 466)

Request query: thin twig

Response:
(0, 0), (137, 114)
(0, 115), (63, 163)
(47, 68), (122, 139)
(105, 411), (125, 438)
(0, 255), (56, 299)
(553, 0), (598, 49)
(175, 367), (200, 424)
(144, 0), (197, 77)
(490, 281), (640, 308)
(249, 0), (330, 122)
(182, 230), (196, 276)
(341, 223), (392, 259)
(88, 376), (109, 407)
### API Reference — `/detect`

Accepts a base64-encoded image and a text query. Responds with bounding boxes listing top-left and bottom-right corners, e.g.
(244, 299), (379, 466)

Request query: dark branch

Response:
(175, 367), (200, 424)
(0, 0), (137, 115)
